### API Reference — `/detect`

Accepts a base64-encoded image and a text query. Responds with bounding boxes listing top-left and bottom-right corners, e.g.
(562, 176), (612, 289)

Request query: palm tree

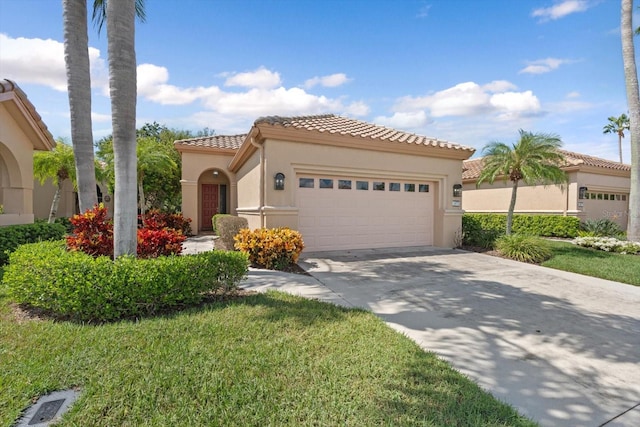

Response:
(603, 114), (630, 164)
(34, 140), (106, 223)
(33, 140), (76, 223)
(136, 137), (177, 218)
(476, 130), (567, 235)
(99, 136), (177, 218)
(107, 0), (138, 257)
(63, 0), (98, 213)
(621, 0), (640, 242)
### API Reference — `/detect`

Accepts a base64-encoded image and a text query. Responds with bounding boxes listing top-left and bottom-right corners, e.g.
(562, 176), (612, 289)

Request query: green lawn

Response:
(0, 291), (535, 426)
(543, 241), (640, 286)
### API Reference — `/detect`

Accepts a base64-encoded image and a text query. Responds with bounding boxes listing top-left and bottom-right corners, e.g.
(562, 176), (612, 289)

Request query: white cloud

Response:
(391, 80), (541, 123)
(519, 57), (574, 74)
(134, 64), (368, 122)
(532, 0), (590, 21)
(0, 33), (107, 92)
(566, 91), (581, 98)
(304, 73), (351, 89)
(224, 66), (281, 89)
(417, 4), (432, 18)
(91, 112), (111, 122)
(374, 111), (429, 129)
(490, 91), (542, 119)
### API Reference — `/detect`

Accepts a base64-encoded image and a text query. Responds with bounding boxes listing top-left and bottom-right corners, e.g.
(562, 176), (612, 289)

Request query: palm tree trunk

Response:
(621, 0), (640, 241)
(619, 134), (623, 164)
(507, 180), (519, 235)
(63, 0), (98, 213)
(107, 0), (138, 257)
(48, 181), (64, 224)
(138, 179), (146, 219)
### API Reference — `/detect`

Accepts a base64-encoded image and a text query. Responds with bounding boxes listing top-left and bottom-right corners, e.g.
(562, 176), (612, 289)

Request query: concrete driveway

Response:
(242, 246), (640, 427)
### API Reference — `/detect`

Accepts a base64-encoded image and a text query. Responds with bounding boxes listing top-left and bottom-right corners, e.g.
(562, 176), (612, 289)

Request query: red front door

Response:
(201, 184), (219, 230)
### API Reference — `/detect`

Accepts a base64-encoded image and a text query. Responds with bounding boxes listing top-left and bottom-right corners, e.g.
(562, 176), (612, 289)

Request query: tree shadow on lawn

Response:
(302, 249), (640, 425)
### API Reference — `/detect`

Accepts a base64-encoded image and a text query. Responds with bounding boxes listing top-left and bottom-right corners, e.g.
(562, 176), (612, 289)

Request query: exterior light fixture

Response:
(453, 184), (462, 198)
(274, 172), (285, 190)
(579, 186), (588, 199)
(213, 170), (219, 177)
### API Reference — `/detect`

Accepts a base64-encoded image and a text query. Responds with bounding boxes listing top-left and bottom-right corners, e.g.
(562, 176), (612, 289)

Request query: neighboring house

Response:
(462, 150), (632, 230)
(0, 79), (55, 226)
(176, 114), (475, 251)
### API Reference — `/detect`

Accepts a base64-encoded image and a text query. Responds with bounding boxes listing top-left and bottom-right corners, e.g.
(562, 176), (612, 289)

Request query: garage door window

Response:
(319, 179), (334, 189)
(338, 180), (352, 189)
(356, 181), (369, 190)
(404, 183), (415, 192)
(419, 184), (430, 193)
(390, 182), (400, 191)
(373, 182), (385, 191)
(299, 178), (314, 188)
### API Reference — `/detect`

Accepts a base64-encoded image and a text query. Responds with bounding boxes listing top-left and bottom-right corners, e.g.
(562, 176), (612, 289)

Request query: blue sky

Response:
(0, 0), (634, 161)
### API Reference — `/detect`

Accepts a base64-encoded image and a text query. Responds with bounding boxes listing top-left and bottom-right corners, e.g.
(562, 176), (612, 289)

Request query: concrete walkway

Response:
(242, 246), (640, 427)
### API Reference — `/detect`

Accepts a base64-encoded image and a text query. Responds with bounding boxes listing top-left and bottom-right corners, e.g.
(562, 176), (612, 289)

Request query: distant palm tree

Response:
(476, 130), (567, 235)
(603, 114), (630, 164)
(107, 0), (138, 257)
(34, 140), (105, 223)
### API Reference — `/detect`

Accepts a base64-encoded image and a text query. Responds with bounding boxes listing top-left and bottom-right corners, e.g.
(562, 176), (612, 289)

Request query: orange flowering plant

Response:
(234, 227), (304, 270)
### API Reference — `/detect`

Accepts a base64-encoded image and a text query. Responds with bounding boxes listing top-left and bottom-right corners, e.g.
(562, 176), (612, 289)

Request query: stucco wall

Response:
(252, 138), (465, 247)
(462, 181), (571, 213)
(462, 169), (631, 230)
(0, 103), (35, 224)
(576, 171), (630, 229)
(235, 150), (261, 209)
(179, 150), (236, 231)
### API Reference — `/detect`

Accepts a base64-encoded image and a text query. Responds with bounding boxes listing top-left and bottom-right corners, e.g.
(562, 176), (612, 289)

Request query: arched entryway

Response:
(197, 169), (231, 231)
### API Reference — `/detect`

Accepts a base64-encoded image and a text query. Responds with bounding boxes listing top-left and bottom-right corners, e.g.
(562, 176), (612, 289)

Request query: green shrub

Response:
(461, 215), (502, 248)
(495, 234), (552, 263)
(579, 219), (624, 238)
(216, 216), (248, 250)
(234, 227), (305, 270)
(0, 222), (66, 266)
(463, 213), (580, 240)
(212, 214), (230, 235)
(2, 240), (249, 321)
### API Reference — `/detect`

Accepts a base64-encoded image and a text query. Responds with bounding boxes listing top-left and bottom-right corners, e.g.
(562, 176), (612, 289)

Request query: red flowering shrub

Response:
(66, 204), (114, 257)
(68, 204), (186, 259)
(137, 228), (186, 258)
(142, 210), (192, 236)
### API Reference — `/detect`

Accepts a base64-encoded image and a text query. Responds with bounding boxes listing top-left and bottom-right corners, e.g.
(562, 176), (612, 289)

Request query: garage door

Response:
(296, 175), (434, 252)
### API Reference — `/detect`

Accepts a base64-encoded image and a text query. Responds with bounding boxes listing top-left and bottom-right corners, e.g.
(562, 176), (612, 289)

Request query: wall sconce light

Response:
(579, 186), (588, 199)
(213, 170), (219, 177)
(274, 172), (285, 190)
(453, 184), (462, 198)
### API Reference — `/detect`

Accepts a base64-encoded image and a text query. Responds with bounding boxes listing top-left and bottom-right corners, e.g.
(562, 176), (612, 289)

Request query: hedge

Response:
(2, 240), (249, 321)
(0, 222), (66, 266)
(462, 213), (581, 248)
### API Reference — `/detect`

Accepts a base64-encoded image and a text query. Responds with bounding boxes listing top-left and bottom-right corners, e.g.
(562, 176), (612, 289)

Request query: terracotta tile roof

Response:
(175, 134), (247, 150)
(0, 79), (55, 150)
(463, 149), (631, 180)
(557, 149), (632, 171)
(255, 114), (475, 152)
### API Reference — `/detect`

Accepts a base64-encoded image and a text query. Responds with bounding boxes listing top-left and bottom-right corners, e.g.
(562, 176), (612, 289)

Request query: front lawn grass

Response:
(0, 291), (535, 426)
(543, 241), (640, 286)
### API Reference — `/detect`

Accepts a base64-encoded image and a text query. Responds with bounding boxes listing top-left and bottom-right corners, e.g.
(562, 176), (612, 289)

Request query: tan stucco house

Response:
(176, 114), (475, 251)
(462, 150), (632, 230)
(0, 79), (56, 226)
